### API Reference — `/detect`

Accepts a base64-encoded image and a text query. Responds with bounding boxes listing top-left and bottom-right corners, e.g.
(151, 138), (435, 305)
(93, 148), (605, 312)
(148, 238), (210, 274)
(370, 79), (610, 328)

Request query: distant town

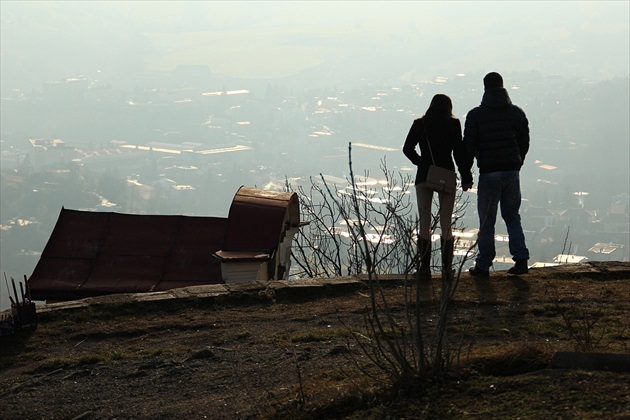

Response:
(1, 66), (629, 287)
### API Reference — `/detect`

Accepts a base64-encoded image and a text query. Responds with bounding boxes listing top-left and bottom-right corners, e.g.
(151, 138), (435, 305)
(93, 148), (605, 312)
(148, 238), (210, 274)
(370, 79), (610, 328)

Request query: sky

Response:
(1, 0), (629, 91)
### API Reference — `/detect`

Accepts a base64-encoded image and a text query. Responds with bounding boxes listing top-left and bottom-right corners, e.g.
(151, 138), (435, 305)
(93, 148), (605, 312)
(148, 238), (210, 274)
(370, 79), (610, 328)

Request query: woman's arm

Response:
(402, 119), (422, 165)
(453, 118), (474, 186)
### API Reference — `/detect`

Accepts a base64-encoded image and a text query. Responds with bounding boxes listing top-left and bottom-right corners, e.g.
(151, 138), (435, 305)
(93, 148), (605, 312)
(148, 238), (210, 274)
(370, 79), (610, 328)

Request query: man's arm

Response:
(453, 119), (473, 186)
(516, 107), (530, 165)
(462, 111), (477, 173)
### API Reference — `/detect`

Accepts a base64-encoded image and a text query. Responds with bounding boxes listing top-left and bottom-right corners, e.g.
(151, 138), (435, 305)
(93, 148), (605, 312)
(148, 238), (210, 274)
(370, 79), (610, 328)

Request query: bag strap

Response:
(422, 120), (436, 165)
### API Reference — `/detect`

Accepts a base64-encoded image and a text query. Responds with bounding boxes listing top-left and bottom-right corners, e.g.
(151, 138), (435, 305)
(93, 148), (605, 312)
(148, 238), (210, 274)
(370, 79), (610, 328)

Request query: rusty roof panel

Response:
(41, 210), (109, 259)
(222, 202), (287, 251)
(29, 258), (92, 291)
(158, 217), (226, 288)
(221, 186), (299, 251)
(29, 208), (227, 301)
(99, 213), (183, 256)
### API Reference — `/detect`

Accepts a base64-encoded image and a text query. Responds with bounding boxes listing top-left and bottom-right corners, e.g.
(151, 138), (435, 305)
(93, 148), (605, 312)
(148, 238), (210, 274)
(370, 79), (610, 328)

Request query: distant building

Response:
(602, 195), (630, 234)
(530, 262), (560, 268)
(553, 254), (588, 264)
(28, 138), (76, 167)
(523, 206), (556, 230)
(557, 208), (598, 230)
(587, 242), (625, 261)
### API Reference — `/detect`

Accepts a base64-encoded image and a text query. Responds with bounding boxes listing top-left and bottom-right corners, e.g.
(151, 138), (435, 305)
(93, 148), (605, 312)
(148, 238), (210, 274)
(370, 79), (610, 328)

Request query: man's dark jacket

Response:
(463, 87), (530, 174)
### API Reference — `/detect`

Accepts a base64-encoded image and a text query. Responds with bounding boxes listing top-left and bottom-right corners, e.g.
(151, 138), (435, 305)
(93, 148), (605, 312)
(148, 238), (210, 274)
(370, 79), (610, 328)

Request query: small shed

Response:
(27, 186), (306, 301)
(214, 186), (305, 283)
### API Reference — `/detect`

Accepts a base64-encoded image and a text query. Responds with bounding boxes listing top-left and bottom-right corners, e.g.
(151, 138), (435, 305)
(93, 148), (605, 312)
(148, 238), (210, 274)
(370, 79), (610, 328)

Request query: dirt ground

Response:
(1, 262), (629, 419)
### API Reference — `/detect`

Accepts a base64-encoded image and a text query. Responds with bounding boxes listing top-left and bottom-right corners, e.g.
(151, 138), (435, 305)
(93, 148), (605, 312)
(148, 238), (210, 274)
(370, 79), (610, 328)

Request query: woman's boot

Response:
(441, 236), (454, 278)
(419, 238), (432, 279)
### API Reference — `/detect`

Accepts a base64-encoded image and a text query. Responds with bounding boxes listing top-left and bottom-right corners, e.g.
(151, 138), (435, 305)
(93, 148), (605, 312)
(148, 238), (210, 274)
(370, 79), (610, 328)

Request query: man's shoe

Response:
(469, 265), (489, 278)
(507, 260), (529, 275)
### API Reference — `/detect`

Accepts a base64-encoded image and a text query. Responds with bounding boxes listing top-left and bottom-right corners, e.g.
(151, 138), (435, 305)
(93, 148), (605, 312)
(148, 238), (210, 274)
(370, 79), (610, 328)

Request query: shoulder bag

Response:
(424, 123), (457, 194)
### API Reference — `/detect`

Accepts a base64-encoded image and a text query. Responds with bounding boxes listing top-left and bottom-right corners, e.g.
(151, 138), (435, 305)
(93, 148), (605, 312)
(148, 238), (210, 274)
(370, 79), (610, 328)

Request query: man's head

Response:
(483, 72), (503, 90)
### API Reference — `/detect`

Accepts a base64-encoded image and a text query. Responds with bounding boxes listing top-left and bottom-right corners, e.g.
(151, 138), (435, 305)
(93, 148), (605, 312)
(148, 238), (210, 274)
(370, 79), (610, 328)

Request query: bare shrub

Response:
(286, 143), (475, 392)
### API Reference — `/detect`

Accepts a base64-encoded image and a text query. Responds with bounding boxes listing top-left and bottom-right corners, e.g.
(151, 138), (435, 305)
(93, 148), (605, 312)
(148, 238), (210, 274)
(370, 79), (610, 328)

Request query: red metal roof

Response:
(221, 187), (300, 252)
(28, 186), (303, 301)
(28, 208), (227, 301)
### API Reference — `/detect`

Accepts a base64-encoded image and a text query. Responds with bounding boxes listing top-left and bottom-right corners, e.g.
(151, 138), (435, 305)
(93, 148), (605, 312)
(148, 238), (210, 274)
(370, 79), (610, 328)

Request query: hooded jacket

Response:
(463, 87), (530, 174)
(403, 115), (473, 186)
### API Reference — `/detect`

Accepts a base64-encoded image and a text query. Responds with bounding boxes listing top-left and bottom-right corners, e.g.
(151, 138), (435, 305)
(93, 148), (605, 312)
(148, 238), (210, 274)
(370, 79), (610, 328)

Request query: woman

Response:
(402, 94), (473, 277)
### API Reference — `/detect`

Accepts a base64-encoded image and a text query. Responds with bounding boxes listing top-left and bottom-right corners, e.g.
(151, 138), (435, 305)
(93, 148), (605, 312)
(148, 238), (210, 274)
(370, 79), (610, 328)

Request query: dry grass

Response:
(1, 263), (629, 419)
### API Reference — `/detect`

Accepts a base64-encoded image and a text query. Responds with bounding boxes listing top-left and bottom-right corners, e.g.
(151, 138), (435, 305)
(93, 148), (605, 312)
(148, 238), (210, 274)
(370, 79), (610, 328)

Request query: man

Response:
(463, 72), (530, 277)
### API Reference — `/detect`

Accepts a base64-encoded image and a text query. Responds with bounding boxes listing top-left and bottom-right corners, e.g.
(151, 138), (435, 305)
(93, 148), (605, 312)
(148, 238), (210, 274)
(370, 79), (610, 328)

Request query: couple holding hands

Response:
(403, 72), (530, 278)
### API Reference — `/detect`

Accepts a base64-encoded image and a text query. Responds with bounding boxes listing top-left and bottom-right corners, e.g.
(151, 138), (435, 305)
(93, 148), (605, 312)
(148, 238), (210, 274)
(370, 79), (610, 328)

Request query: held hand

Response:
(462, 182), (473, 191)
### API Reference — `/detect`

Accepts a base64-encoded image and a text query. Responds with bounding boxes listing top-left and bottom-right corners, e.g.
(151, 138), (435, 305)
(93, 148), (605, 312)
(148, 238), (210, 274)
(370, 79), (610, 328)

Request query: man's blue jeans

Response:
(475, 171), (529, 270)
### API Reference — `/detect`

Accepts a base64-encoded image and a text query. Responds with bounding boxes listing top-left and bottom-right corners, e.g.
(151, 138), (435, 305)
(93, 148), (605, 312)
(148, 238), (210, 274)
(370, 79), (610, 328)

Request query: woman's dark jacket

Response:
(463, 87), (530, 174)
(403, 115), (473, 186)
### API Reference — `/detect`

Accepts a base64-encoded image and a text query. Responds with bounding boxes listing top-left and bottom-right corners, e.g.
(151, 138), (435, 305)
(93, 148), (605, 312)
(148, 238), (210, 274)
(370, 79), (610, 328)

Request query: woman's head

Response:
(425, 94), (454, 118)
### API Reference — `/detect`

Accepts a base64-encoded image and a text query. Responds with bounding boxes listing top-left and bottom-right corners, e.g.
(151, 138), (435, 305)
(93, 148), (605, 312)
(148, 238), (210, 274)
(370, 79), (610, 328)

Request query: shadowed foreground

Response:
(1, 262), (629, 419)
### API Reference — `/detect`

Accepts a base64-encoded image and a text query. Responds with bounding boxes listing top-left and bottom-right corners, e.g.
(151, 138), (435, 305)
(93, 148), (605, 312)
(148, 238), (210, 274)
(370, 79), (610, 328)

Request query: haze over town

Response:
(1, 1), (629, 310)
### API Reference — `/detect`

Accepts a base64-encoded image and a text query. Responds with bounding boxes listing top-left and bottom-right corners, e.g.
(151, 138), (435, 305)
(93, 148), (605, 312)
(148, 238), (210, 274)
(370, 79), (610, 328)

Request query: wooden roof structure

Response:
(28, 186), (303, 302)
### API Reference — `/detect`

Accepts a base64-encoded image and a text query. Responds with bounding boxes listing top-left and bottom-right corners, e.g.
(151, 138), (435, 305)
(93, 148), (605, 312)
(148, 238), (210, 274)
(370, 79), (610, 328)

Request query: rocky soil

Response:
(1, 262), (629, 419)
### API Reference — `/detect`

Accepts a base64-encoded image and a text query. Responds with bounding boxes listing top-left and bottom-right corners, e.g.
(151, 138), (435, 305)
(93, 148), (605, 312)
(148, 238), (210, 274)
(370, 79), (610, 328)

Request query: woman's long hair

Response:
(423, 94), (455, 119)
